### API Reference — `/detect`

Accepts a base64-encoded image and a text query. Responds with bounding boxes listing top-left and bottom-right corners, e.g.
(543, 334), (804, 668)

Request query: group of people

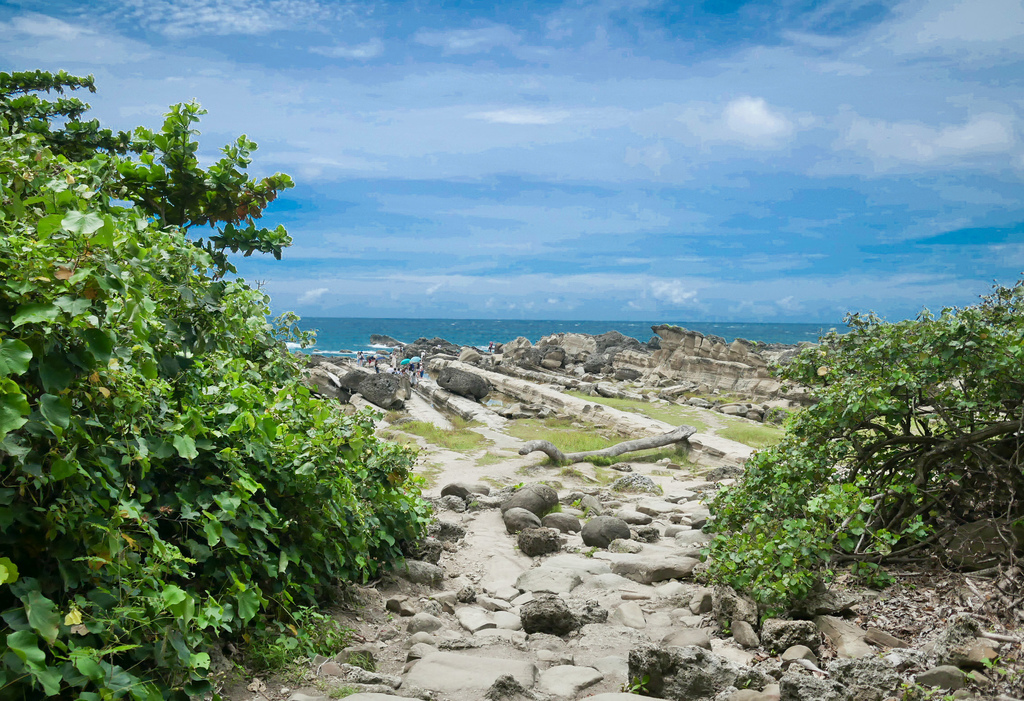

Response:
(355, 351), (425, 385)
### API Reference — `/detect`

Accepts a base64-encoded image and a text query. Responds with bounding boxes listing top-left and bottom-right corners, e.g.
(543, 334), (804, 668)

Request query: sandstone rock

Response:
(437, 494), (467, 512)
(610, 601), (647, 629)
(458, 347), (483, 364)
(827, 657), (901, 699)
(344, 371), (410, 409)
(492, 611), (522, 630)
(503, 507), (542, 534)
(662, 628), (712, 650)
(483, 673), (534, 701)
(780, 645), (817, 665)
(515, 567), (582, 594)
(930, 614), (985, 667)
(582, 515), (631, 548)
(864, 627), (910, 649)
(615, 509), (653, 525)
(501, 483), (559, 518)
(690, 588), (713, 615)
(456, 606), (496, 633)
(401, 536), (443, 565)
(395, 560), (444, 587)
(778, 671), (846, 700)
(610, 474), (662, 494)
(609, 538), (644, 553)
(429, 520), (467, 542)
(713, 586), (758, 629)
(733, 620), (760, 649)
(520, 595), (579, 636)
(538, 665), (604, 697)
(437, 366), (492, 400)
(542, 512), (582, 533)
(814, 615), (873, 658)
(385, 596), (417, 617)
(406, 612), (444, 634)
(761, 619), (819, 653)
(404, 652), (538, 695)
(915, 665), (966, 690)
(628, 643), (770, 701)
(517, 527), (562, 557)
(610, 555), (699, 584)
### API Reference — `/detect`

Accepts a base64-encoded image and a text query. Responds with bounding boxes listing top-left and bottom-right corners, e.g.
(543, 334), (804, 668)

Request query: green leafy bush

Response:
(0, 72), (430, 699)
(706, 282), (1024, 612)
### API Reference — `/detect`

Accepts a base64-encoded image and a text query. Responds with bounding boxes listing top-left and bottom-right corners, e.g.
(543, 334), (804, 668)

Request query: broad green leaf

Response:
(203, 519), (222, 547)
(236, 587), (260, 624)
(0, 557), (19, 584)
(36, 213), (64, 238)
(49, 458), (77, 481)
(61, 210), (104, 236)
(160, 584), (187, 607)
(190, 651), (211, 670)
(25, 590), (60, 644)
(6, 629), (45, 669)
(72, 651), (104, 681)
(39, 394), (70, 429)
(0, 339), (32, 376)
(12, 303), (59, 328)
(34, 665), (62, 696)
(0, 391), (30, 435)
(39, 353), (74, 393)
(172, 434), (198, 460)
(82, 329), (114, 363)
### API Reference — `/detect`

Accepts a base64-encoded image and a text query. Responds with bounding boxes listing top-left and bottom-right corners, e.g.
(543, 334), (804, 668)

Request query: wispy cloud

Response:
(118, 0), (349, 38)
(467, 108), (569, 125)
(414, 25), (520, 54)
(651, 281), (699, 306)
(310, 38), (384, 60)
(678, 97), (797, 149)
(298, 287), (330, 303)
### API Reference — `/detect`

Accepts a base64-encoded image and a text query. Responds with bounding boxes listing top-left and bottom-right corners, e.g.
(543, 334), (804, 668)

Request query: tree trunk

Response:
(518, 425), (697, 464)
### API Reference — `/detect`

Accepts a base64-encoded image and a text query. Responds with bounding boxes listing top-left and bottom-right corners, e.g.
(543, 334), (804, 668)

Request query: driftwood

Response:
(518, 425), (697, 464)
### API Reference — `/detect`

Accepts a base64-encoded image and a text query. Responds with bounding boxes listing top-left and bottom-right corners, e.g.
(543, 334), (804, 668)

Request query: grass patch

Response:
(506, 417), (615, 454)
(476, 451), (505, 467)
(566, 391), (709, 432)
(715, 420), (783, 449)
(397, 420), (490, 452)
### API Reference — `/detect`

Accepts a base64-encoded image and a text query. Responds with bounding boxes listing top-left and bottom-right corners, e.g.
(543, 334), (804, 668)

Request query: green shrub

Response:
(706, 282), (1024, 613)
(0, 72), (430, 699)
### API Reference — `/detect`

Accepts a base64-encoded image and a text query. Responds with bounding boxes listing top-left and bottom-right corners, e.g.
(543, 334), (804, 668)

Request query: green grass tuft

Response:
(716, 420), (783, 449)
(397, 420), (490, 452)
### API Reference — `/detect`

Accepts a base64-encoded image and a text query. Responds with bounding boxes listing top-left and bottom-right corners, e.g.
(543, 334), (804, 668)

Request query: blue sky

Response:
(2, 0), (1022, 322)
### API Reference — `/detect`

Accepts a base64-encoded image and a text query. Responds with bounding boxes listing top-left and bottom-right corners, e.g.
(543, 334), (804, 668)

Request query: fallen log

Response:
(518, 424), (697, 464)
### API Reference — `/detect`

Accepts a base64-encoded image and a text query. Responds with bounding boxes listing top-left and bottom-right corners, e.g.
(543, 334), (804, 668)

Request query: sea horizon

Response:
(291, 317), (841, 356)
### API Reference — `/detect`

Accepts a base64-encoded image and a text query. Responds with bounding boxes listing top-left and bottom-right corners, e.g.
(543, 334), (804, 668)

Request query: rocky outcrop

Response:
(437, 366), (492, 401)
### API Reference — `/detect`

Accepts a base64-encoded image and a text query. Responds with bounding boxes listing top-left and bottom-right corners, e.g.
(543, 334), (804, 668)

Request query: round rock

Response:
(542, 512), (582, 533)
(582, 515), (632, 548)
(503, 507), (542, 534)
(501, 483), (559, 517)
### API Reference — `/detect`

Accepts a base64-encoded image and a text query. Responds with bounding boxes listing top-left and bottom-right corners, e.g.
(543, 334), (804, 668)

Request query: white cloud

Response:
(651, 280), (698, 306)
(298, 287), (330, 303)
(414, 26), (520, 54)
(310, 38), (383, 60)
(117, 0), (347, 38)
(2, 13), (86, 40)
(467, 108), (569, 125)
(678, 97), (796, 149)
(885, 0), (1024, 56)
(836, 111), (1017, 167)
(0, 12), (151, 64)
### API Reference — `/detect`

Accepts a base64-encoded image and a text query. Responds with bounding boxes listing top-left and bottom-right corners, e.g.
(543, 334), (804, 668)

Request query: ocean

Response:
(289, 318), (839, 356)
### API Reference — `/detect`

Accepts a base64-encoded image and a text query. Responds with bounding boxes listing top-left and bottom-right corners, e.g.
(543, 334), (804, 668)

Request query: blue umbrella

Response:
(400, 358), (411, 365)
(410, 356), (421, 362)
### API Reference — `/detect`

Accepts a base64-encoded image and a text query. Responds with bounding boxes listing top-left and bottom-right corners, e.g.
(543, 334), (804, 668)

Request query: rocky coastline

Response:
(260, 325), (1024, 701)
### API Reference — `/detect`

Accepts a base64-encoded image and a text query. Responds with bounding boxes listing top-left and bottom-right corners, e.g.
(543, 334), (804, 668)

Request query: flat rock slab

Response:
(585, 694), (664, 701)
(538, 665), (604, 697)
(516, 566), (582, 594)
(456, 606), (496, 633)
(607, 555), (699, 584)
(404, 652), (538, 694)
(327, 695), (398, 701)
(545, 554), (613, 576)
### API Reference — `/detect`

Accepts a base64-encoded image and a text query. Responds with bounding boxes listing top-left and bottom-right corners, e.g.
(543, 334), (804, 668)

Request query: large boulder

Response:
(304, 363), (350, 401)
(761, 619), (820, 654)
(339, 370), (411, 409)
(437, 366), (492, 401)
(520, 595), (580, 636)
(627, 644), (770, 701)
(581, 516), (631, 548)
(500, 483), (559, 518)
(518, 528), (563, 557)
